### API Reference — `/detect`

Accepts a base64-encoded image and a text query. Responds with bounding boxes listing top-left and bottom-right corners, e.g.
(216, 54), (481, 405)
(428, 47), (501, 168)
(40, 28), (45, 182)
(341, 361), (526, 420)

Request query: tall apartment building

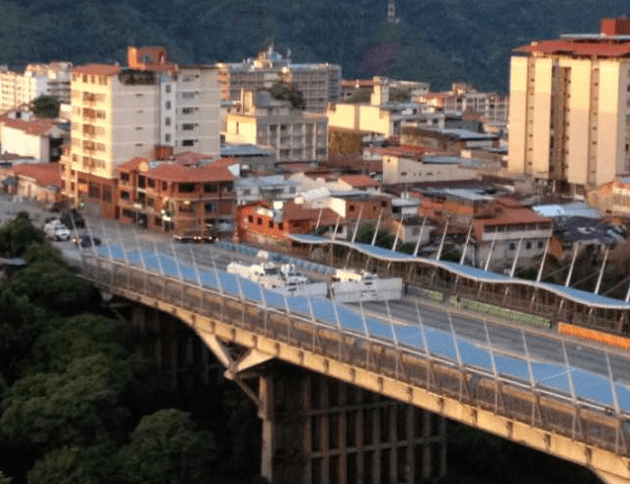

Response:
(216, 45), (341, 113)
(224, 90), (328, 163)
(0, 62), (72, 113)
(508, 17), (630, 194)
(61, 47), (220, 218)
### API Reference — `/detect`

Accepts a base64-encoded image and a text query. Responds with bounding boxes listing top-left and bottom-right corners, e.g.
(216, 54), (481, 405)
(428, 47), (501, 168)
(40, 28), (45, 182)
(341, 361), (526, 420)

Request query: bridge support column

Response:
(255, 364), (447, 484)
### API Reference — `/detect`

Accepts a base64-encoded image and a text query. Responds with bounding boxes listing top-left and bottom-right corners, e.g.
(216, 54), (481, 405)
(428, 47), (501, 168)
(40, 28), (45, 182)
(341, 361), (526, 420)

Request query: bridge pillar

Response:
(256, 364), (446, 484)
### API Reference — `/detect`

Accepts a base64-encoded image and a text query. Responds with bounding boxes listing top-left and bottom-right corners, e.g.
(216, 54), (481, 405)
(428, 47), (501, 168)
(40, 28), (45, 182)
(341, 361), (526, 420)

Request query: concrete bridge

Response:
(72, 243), (630, 484)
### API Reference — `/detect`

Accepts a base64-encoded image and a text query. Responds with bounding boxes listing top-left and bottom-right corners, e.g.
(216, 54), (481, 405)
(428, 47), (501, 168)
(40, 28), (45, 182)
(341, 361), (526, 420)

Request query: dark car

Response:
(173, 229), (216, 243)
(72, 234), (101, 248)
(61, 209), (86, 229)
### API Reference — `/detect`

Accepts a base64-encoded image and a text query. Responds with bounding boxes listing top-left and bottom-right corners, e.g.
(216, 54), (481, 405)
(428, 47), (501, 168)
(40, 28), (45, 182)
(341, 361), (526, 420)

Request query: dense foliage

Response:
(0, 214), (255, 484)
(2, 0), (630, 91)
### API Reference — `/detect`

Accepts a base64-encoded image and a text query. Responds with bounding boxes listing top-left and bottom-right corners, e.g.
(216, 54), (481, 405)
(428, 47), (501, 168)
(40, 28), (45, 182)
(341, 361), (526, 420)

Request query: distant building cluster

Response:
(1, 62), (72, 113)
(3, 21), (630, 280)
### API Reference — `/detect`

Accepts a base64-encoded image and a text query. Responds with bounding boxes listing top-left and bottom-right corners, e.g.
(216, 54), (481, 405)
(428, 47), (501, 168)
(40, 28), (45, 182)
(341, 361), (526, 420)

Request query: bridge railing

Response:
(77, 250), (630, 457)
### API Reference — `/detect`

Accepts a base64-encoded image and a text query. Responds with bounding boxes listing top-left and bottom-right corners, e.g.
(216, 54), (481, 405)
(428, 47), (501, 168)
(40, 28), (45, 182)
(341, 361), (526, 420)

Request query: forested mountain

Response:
(2, 0), (630, 91)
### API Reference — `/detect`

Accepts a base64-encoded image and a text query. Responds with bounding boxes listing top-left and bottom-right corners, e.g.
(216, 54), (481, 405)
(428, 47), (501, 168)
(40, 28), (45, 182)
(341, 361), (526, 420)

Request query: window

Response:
(165, 85), (171, 93)
(269, 220), (274, 228)
(279, 223), (284, 230)
(538, 241), (544, 249)
(182, 92), (195, 99)
(182, 139), (194, 146)
(165, 101), (171, 110)
(165, 133), (171, 143)
(120, 191), (130, 201)
(248, 215), (253, 223)
(204, 183), (218, 193)
(204, 202), (217, 213)
(182, 123), (195, 130)
(182, 107), (195, 114)
(165, 117), (171, 126)
(178, 183), (195, 193)
(257, 217), (262, 225)
(147, 178), (155, 188)
(526, 242), (532, 249)
(102, 186), (112, 202)
(509, 242), (516, 251)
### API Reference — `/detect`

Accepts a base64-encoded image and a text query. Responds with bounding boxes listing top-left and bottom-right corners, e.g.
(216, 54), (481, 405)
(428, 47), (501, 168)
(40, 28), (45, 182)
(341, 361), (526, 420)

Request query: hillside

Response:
(1, 0), (630, 92)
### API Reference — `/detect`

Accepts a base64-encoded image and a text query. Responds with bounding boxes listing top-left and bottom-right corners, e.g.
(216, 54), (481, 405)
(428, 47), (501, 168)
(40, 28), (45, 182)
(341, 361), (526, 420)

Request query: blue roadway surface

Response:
(89, 244), (630, 413)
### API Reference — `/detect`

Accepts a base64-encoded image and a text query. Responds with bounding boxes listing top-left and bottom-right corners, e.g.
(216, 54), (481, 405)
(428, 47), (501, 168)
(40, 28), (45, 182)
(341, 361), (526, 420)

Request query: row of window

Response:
(72, 74), (109, 86)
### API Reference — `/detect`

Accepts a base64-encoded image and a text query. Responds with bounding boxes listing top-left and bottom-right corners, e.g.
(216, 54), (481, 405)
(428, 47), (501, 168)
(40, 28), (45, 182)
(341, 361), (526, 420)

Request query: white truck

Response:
(330, 269), (403, 303)
(227, 261), (328, 297)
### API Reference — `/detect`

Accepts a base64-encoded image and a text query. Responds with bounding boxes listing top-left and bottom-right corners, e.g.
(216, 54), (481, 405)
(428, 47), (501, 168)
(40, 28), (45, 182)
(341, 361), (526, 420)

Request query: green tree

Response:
(31, 96), (60, 118)
(120, 409), (217, 484)
(0, 213), (45, 258)
(1, 353), (133, 449)
(0, 471), (11, 484)
(269, 81), (305, 110)
(27, 443), (120, 484)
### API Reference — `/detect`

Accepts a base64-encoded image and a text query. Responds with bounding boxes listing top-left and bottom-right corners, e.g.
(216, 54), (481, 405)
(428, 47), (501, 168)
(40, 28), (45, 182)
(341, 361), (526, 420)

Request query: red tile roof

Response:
(515, 39), (630, 58)
(116, 156), (147, 172)
(1, 118), (57, 137)
(172, 151), (213, 167)
(339, 174), (379, 188)
(73, 64), (122, 76)
(283, 201), (339, 224)
(147, 161), (235, 183)
(11, 162), (62, 188)
(474, 207), (551, 228)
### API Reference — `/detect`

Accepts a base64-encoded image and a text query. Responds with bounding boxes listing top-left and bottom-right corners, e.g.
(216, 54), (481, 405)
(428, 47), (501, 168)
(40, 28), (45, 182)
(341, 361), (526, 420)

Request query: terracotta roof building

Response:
(10, 162), (62, 204)
(0, 115), (64, 162)
(116, 153), (236, 234)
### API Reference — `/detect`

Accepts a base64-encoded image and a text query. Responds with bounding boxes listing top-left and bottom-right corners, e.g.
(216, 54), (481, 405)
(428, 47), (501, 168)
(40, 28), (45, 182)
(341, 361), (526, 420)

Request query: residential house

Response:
(117, 152), (236, 233)
(10, 162), (62, 204)
(0, 113), (64, 162)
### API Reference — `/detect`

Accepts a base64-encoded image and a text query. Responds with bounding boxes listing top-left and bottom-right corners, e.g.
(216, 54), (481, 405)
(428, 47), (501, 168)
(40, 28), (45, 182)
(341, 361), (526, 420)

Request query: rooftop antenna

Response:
(387, 0), (400, 24)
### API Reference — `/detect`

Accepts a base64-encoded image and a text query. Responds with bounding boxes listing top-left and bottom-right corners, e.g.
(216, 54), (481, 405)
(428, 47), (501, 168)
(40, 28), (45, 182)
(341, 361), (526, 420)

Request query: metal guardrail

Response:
(76, 251), (630, 457)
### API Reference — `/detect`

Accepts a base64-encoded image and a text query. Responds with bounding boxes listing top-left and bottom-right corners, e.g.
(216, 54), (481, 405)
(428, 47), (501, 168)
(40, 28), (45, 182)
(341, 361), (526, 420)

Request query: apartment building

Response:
(216, 45), (341, 113)
(61, 47), (220, 218)
(224, 90), (328, 163)
(508, 17), (630, 195)
(0, 62), (72, 113)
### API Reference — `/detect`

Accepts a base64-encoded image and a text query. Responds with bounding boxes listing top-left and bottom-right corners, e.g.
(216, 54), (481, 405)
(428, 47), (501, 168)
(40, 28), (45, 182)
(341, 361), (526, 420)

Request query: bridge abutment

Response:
(257, 364), (447, 484)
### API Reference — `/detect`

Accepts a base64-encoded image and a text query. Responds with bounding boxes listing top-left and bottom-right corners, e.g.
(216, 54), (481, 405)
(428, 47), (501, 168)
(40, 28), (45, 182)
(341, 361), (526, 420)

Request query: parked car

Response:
(72, 234), (101, 248)
(46, 226), (71, 241)
(173, 229), (216, 243)
(60, 209), (85, 229)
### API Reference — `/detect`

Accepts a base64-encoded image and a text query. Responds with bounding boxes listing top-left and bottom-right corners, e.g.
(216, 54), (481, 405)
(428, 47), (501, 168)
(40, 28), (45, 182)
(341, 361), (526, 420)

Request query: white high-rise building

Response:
(509, 17), (630, 194)
(61, 47), (220, 218)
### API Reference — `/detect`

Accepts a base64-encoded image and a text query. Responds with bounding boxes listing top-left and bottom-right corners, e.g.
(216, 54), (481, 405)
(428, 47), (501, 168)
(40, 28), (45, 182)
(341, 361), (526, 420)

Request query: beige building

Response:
(0, 62), (72, 113)
(381, 146), (480, 185)
(62, 47), (220, 218)
(216, 45), (341, 113)
(328, 77), (444, 137)
(224, 90), (328, 163)
(508, 17), (630, 195)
